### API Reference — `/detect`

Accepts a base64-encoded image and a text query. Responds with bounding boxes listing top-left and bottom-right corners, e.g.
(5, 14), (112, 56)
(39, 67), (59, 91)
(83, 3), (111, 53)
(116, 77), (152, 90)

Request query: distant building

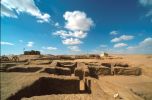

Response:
(24, 50), (40, 55)
(100, 52), (108, 57)
(88, 54), (100, 59)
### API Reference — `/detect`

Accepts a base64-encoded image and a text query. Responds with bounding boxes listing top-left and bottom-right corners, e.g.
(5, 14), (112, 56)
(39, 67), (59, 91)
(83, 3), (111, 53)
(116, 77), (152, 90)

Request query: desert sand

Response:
(0, 54), (152, 100)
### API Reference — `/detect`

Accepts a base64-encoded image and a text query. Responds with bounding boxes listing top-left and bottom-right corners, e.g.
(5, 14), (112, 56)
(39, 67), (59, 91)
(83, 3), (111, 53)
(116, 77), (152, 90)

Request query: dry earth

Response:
(1, 54), (152, 100)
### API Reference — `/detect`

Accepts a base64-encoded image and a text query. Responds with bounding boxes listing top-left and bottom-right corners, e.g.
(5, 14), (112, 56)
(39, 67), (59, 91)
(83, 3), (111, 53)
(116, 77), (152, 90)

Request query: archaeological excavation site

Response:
(1, 51), (151, 100)
(1, 0), (152, 99)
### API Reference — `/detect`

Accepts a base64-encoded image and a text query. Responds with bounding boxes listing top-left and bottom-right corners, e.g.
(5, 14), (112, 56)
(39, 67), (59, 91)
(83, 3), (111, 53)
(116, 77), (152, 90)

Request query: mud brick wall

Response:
(77, 62), (89, 76)
(57, 62), (77, 73)
(88, 65), (111, 78)
(40, 77), (80, 93)
(55, 67), (71, 75)
(41, 67), (56, 74)
(7, 67), (42, 72)
(98, 66), (111, 75)
(75, 68), (84, 80)
(114, 67), (142, 75)
(8, 77), (80, 100)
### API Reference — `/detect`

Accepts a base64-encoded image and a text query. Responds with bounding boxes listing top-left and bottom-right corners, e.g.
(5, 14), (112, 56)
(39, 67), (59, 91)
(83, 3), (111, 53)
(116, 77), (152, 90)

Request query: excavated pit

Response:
(57, 62), (77, 73)
(7, 76), (91, 100)
(41, 67), (72, 75)
(7, 67), (42, 73)
(101, 62), (129, 68)
(88, 65), (111, 79)
(0, 63), (16, 72)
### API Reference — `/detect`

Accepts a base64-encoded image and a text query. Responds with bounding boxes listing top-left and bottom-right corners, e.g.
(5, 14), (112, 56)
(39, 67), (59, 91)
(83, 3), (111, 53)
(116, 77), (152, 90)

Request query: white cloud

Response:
(140, 37), (152, 45)
(114, 43), (128, 48)
(68, 46), (81, 52)
(53, 30), (87, 39)
(42, 46), (57, 50)
(110, 30), (119, 35)
(0, 41), (14, 45)
(1, 0), (50, 23)
(62, 38), (82, 45)
(36, 14), (50, 23)
(27, 42), (34, 47)
(111, 35), (134, 42)
(1, 4), (18, 18)
(63, 11), (94, 31)
(53, 11), (94, 52)
(53, 30), (70, 39)
(55, 22), (59, 27)
(128, 37), (152, 51)
(70, 31), (87, 38)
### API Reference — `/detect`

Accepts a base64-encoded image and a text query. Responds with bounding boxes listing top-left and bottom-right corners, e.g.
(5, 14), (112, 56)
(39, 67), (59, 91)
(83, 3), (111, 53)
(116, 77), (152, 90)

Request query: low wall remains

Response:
(8, 76), (80, 100)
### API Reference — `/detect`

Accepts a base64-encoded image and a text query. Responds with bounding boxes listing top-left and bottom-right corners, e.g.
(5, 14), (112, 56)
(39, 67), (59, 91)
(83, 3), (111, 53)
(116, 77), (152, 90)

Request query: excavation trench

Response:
(7, 76), (91, 100)
(57, 62), (77, 73)
(7, 67), (42, 73)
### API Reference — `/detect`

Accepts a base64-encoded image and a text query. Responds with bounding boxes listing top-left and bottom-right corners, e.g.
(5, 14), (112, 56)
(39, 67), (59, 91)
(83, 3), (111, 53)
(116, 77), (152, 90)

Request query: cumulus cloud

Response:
(27, 42), (34, 47)
(140, 37), (152, 45)
(1, 0), (51, 23)
(0, 41), (14, 45)
(111, 35), (134, 42)
(70, 31), (87, 38)
(53, 30), (87, 39)
(53, 11), (94, 49)
(68, 46), (81, 52)
(114, 43), (128, 48)
(53, 30), (70, 39)
(128, 37), (152, 51)
(110, 30), (119, 35)
(42, 46), (57, 50)
(63, 11), (94, 31)
(62, 38), (82, 45)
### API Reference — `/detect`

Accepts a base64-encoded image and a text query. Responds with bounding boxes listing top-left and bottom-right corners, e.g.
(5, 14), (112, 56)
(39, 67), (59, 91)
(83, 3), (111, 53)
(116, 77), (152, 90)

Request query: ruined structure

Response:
(0, 55), (19, 62)
(24, 50), (40, 55)
(1, 57), (142, 100)
(100, 52), (108, 57)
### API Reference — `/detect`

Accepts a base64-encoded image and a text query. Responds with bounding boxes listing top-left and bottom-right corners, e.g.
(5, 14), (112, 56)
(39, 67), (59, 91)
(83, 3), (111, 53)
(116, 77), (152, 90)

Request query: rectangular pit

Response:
(7, 76), (85, 100)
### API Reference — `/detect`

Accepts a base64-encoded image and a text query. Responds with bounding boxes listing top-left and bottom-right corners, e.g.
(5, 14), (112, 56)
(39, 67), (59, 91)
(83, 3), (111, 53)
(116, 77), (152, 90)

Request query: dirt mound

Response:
(30, 59), (52, 65)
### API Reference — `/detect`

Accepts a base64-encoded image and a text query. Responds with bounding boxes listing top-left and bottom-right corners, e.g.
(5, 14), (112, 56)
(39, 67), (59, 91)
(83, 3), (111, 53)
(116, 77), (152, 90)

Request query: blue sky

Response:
(1, 0), (152, 55)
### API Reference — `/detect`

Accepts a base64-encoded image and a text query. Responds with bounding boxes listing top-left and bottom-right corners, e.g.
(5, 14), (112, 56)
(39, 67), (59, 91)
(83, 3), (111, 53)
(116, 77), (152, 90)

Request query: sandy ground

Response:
(1, 54), (152, 100)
